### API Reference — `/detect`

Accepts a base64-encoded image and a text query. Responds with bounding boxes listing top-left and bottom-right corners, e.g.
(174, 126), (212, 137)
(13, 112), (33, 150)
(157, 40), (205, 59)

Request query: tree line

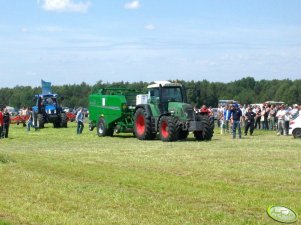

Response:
(0, 77), (300, 109)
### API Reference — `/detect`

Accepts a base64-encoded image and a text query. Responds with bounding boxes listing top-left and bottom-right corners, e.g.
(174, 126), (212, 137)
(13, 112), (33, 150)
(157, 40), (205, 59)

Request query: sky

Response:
(0, 0), (300, 88)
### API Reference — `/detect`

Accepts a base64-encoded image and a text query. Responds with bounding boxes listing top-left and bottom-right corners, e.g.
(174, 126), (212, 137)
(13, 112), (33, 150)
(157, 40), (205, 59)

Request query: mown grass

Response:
(0, 122), (300, 225)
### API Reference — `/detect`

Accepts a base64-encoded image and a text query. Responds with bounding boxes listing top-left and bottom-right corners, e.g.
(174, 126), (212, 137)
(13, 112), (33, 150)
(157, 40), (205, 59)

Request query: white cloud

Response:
(41, 0), (90, 13)
(21, 27), (29, 33)
(124, 0), (141, 10)
(144, 24), (156, 30)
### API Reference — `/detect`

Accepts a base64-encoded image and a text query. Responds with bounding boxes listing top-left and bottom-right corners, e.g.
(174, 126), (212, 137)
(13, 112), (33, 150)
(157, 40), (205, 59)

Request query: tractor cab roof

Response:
(35, 94), (58, 98)
(147, 81), (182, 89)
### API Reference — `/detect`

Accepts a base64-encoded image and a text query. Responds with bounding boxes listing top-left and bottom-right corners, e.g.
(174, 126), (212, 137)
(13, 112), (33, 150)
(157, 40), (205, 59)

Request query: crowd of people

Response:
(215, 103), (301, 137)
(193, 102), (301, 138)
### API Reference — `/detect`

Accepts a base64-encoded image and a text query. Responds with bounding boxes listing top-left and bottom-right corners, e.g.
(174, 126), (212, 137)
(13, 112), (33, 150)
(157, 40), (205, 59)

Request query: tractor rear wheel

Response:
(97, 118), (113, 137)
(159, 116), (179, 142)
(37, 113), (44, 128)
(134, 108), (155, 140)
(194, 114), (211, 141)
(60, 112), (67, 128)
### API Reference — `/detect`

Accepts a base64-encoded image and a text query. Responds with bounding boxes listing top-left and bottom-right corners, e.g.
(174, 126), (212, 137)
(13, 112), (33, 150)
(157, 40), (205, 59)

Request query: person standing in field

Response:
(290, 104), (299, 119)
(76, 108), (84, 134)
(231, 103), (242, 139)
(276, 105), (286, 135)
(254, 105), (261, 129)
(244, 107), (256, 136)
(0, 107), (3, 138)
(27, 107), (38, 132)
(3, 107), (10, 138)
(268, 105), (276, 130)
(284, 107), (290, 136)
(223, 105), (232, 134)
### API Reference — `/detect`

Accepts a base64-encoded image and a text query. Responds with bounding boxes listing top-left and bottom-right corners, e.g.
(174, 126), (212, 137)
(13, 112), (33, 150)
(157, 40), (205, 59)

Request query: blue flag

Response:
(41, 80), (52, 94)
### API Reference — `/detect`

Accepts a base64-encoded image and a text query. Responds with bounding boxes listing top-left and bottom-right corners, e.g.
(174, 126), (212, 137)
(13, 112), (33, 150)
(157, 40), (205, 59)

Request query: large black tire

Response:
(134, 108), (155, 140)
(194, 114), (211, 141)
(60, 113), (67, 128)
(178, 130), (189, 140)
(37, 113), (44, 128)
(293, 128), (301, 138)
(97, 118), (113, 137)
(159, 116), (179, 142)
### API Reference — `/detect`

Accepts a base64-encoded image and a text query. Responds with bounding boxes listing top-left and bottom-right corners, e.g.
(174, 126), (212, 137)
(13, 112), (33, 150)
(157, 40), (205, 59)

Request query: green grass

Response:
(0, 123), (300, 225)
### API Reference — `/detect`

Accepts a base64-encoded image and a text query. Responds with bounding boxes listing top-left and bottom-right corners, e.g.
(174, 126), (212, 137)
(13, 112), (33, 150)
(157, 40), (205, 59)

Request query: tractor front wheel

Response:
(159, 116), (179, 142)
(194, 114), (211, 141)
(37, 113), (44, 128)
(134, 108), (155, 140)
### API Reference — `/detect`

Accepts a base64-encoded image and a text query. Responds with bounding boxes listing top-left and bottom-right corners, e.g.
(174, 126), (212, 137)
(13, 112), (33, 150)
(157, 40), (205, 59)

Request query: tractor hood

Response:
(44, 104), (59, 115)
(168, 102), (194, 120)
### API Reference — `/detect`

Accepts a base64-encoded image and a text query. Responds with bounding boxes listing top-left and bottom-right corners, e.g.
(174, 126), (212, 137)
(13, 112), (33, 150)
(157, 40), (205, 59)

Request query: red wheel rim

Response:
(136, 114), (145, 135)
(161, 120), (169, 138)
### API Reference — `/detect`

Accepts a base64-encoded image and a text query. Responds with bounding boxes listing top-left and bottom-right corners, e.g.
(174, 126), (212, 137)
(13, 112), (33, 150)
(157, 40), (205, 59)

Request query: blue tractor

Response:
(32, 94), (67, 128)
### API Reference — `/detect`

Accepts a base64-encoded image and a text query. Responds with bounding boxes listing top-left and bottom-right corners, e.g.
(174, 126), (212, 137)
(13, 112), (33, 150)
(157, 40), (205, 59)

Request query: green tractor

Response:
(88, 81), (213, 141)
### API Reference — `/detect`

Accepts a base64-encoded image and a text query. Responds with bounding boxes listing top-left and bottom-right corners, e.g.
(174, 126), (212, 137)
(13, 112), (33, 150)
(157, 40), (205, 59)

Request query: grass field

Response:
(0, 122), (300, 225)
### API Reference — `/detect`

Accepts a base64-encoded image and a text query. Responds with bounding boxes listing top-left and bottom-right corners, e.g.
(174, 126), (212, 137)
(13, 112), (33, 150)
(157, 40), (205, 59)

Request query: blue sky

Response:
(0, 0), (300, 87)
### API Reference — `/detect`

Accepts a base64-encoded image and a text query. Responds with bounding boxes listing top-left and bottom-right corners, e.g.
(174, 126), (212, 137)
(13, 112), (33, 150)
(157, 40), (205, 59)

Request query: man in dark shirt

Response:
(244, 107), (256, 136)
(231, 103), (242, 139)
(2, 107), (10, 138)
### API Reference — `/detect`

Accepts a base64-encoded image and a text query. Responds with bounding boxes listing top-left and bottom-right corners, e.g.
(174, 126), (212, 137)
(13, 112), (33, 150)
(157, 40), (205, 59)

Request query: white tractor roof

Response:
(147, 81), (182, 89)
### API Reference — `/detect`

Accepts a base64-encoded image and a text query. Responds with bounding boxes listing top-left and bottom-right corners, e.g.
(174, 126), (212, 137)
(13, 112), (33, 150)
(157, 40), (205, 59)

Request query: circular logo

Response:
(267, 205), (298, 223)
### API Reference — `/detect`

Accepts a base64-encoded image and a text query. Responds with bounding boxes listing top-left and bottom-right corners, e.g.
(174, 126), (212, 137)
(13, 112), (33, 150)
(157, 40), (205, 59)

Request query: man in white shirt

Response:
(76, 108), (84, 134)
(276, 105), (286, 135)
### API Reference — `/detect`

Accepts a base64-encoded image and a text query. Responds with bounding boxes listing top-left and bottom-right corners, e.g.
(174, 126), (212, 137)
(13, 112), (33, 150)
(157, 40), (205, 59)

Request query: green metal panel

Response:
(88, 89), (138, 131)
(89, 93), (126, 126)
